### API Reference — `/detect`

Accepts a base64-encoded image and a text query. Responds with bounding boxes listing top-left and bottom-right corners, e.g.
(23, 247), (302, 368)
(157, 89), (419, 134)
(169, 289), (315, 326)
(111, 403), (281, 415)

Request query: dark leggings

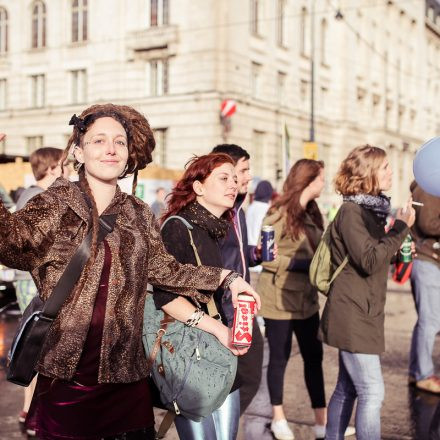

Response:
(265, 312), (326, 408)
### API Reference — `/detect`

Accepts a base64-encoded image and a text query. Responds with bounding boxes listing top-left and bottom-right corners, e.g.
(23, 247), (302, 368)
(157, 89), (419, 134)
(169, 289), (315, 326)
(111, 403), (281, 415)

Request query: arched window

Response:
(300, 7), (307, 55)
(31, 1), (46, 48)
(72, 0), (88, 42)
(320, 18), (327, 64)
(0, 7), (8, 54)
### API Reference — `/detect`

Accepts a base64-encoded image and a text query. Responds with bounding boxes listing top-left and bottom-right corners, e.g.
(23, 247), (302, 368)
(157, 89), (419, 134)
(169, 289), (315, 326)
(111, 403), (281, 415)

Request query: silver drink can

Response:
(261, 225), (275, 261)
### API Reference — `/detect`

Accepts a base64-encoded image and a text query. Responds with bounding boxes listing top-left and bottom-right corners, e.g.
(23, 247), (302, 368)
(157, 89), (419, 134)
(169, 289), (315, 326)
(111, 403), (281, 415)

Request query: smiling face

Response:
(194, 162), (238, 217)
(74, 117), (129, 186)
(377, 157), (393, 192)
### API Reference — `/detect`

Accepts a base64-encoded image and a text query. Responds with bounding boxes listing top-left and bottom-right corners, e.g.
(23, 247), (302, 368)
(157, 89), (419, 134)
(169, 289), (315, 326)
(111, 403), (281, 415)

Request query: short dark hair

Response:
(30, 147), (63, 181)
(212, 144), (250, 164)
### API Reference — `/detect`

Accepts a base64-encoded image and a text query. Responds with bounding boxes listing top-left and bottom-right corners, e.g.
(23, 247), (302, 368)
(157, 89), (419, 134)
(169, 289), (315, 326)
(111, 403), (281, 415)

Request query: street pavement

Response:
(0, 282), (439, 439)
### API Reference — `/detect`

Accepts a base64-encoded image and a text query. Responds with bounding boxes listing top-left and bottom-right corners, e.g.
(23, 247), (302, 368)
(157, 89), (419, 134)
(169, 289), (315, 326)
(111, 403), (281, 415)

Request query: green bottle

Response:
(399, 235), (413, 263)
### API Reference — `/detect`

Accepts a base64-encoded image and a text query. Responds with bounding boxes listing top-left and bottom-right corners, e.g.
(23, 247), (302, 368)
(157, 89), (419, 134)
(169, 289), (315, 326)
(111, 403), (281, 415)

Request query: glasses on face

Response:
(84, 135), (128, 149)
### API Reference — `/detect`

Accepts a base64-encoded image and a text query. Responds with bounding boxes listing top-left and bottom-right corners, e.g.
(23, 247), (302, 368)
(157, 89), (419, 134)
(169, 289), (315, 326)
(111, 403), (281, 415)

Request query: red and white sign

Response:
(220, 99), (237, 118)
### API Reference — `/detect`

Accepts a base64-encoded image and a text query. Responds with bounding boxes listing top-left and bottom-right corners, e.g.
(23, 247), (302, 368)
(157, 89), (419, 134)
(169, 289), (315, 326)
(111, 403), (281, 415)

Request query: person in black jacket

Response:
(211, 144), (265, 416)
(154, 153), (260, 440)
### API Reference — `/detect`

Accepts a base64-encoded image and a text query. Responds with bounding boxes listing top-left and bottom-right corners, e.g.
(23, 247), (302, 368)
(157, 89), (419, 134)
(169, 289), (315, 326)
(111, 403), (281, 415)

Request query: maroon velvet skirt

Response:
(26, 241), (154, 440)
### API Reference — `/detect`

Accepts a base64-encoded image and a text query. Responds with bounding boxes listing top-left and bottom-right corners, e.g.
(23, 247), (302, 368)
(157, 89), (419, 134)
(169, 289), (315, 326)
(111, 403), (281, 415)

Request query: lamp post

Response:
(309, 0), (316, 143)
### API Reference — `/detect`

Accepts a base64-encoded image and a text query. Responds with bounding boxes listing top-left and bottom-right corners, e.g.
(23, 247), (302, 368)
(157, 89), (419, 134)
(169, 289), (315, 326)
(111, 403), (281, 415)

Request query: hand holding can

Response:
(232, 294), (256, 347)
(261, 225), (275, 262)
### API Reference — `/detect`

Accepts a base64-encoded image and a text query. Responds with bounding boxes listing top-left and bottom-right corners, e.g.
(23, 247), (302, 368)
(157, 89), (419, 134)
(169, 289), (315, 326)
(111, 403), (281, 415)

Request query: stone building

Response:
(0, 0), (439, 205)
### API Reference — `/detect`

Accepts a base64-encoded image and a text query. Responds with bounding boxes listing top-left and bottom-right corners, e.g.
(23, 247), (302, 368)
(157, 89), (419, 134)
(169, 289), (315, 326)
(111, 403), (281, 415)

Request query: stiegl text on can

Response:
(232, 294), (256, 347)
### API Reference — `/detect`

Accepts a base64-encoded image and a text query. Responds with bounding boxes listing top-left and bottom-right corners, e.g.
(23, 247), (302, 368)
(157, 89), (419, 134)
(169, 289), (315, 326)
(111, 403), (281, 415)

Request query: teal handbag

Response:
(142, 216), (237, 436)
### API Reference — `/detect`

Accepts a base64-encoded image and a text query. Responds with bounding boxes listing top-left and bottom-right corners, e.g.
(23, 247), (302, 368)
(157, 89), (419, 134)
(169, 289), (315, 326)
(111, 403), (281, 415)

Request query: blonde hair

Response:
(334, 145), (386, 196)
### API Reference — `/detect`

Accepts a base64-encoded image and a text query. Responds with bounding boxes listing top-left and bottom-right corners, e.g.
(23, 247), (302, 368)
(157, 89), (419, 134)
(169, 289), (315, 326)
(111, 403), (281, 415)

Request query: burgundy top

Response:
(26, 241), (154, 440)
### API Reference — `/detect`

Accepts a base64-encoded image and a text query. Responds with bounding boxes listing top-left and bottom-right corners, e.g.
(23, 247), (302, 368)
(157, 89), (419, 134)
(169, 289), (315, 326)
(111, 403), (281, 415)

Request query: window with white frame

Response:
(147, 59), (169, 96)
(153, 128), (167, 167)
(300, 6), (308, 55)
(251, 130), (265, 178)
(251, 62), (261, 98)
(300, 79), (308, 103)
(149, 0), (169, 27)
(0, 8), (8, 54)
(277, 0), (286, 47)
(277, 71), (286, 106)
(320, 18), (327, 65)
(250, 0), (260, 36)
(31, 1), (46, 49)
(72, 0), (88, 43)
(26, 136), (44, 153)
(70, 69), (87, 104)
(0, 79), (6, 110)
(30, 74), (45, 108)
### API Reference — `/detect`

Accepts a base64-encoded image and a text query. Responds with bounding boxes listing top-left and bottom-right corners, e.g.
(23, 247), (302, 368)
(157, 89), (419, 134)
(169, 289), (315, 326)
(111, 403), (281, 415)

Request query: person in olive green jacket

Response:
(258, 159), (328, 440)
(321, 145), (415, 440)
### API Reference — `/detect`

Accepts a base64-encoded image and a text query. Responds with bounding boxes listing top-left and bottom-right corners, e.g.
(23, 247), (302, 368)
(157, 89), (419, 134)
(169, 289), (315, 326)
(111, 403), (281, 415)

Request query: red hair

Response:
(162, 153), (235, 222)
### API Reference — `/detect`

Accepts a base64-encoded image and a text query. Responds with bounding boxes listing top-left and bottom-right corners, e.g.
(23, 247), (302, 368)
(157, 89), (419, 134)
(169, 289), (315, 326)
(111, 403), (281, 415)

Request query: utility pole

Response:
(310, 0), (315, 143)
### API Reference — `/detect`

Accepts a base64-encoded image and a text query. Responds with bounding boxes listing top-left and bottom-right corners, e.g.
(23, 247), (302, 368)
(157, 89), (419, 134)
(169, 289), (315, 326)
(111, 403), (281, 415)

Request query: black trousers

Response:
(264, 312), (326, 408)
(237, 320), (264, 415)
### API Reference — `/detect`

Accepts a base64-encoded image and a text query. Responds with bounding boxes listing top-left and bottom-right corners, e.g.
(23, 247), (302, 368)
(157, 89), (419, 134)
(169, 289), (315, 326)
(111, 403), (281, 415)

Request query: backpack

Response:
(309, 222), (349, 296)
(142, 216), (237, 436)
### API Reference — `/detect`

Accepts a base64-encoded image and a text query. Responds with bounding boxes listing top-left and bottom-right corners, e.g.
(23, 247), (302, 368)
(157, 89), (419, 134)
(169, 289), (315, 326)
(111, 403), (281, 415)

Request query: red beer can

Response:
(232, 294), (256, 347)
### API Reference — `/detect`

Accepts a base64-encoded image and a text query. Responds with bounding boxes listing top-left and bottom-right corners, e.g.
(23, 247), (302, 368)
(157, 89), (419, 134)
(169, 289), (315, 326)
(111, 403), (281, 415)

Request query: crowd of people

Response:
(0, 101), (438, 440)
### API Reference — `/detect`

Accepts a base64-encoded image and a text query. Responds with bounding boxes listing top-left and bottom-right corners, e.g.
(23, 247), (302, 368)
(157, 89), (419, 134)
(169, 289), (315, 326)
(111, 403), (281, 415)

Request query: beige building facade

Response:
(0, 0), (439, 205)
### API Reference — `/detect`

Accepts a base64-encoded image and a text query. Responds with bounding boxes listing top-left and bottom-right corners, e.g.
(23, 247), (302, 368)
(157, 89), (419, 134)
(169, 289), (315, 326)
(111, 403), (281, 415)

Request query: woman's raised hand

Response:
(0, 133), (5, 142)
(229, 276), (261, 310)
(396, 197), (416, 228)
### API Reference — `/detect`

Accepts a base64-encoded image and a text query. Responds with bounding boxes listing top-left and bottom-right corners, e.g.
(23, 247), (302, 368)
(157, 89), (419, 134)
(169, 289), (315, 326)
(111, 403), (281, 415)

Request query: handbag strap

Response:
(42, 214), (117, 320)
(161, 215), (220, 319)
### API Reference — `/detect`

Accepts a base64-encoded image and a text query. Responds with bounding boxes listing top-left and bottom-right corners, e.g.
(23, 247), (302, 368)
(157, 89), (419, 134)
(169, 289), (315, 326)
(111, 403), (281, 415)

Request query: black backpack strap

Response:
(42, 214), (117, 320)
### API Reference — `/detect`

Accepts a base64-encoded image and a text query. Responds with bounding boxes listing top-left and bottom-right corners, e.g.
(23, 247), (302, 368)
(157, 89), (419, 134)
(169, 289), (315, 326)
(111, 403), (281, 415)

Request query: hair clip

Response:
(69, 114), (87, 133)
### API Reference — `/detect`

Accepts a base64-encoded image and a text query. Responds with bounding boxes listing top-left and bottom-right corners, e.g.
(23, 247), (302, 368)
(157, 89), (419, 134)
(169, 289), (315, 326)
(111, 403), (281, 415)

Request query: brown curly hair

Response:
(60, 103), (156, 269)
(334, 145), (386, 196)
(61, 103), (155, 179)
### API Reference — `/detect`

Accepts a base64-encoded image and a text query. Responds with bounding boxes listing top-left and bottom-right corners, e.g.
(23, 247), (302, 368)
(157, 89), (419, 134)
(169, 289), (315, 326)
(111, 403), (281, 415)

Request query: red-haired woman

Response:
(258, 159), (328, 440)
(0, 107), (258, 440)
(154, 153), (250, 440)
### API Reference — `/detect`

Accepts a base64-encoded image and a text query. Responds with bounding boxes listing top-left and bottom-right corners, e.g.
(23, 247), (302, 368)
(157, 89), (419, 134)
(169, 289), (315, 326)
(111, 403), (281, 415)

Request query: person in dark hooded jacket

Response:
(211, 144), (265, 416)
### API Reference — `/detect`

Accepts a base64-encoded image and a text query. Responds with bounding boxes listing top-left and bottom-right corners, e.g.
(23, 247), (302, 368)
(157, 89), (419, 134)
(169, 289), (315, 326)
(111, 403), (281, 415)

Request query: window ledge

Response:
(68, 41), (88, 48)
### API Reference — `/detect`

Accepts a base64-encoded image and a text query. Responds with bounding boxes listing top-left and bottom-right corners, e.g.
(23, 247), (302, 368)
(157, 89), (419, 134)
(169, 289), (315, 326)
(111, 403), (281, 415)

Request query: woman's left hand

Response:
(215, 325), (250, 356)
(255, 243), (278, 260)
(229, 276), (261, 310)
